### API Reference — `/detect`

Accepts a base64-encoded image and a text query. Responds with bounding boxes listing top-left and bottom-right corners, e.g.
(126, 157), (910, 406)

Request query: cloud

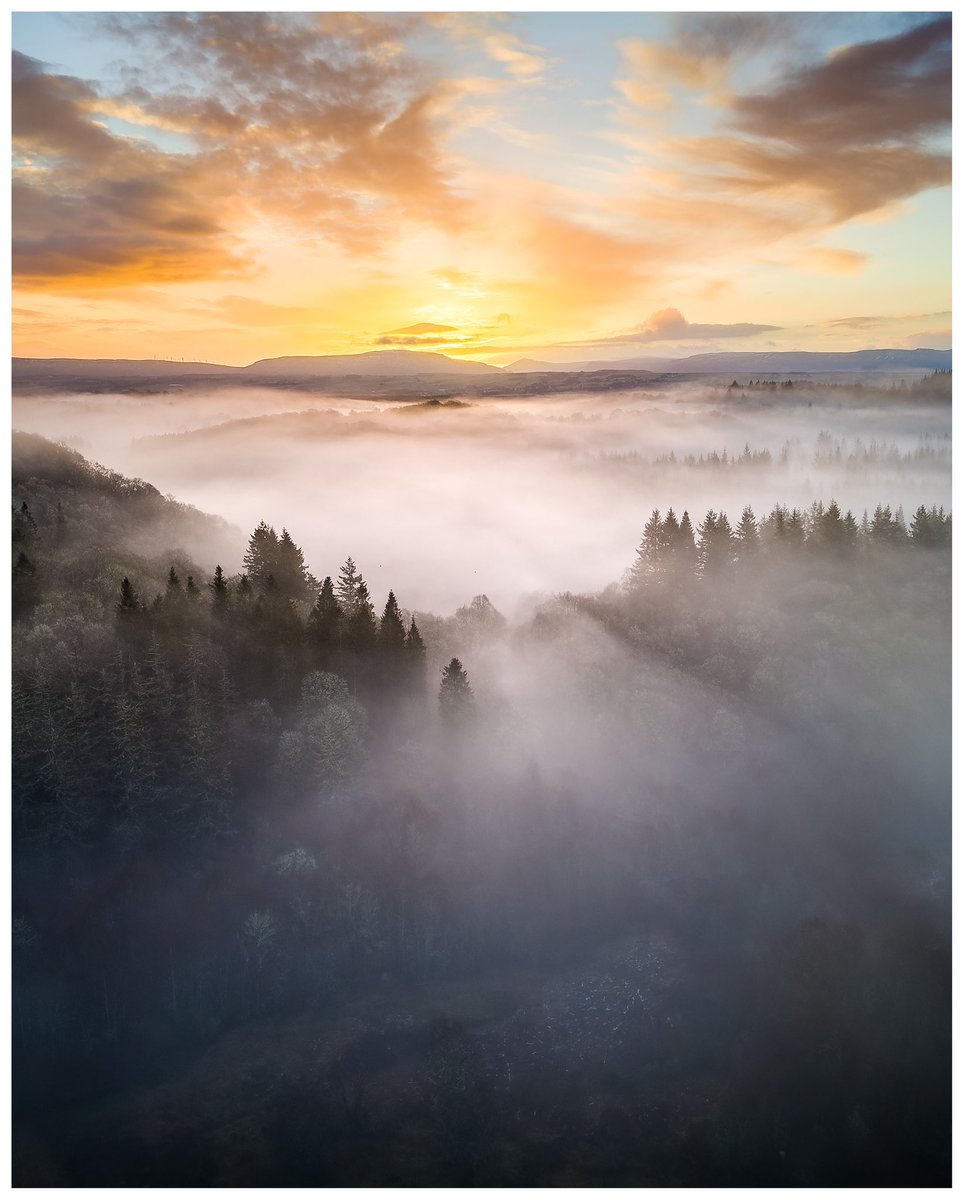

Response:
(616, 38), (726, 110)
(798, 247), (869, 276)
(616, 15), (805, 110)
(374, 335), (461, 347)
(12, 52), (117, 162)
(212, 296), (322, 328)
(482, 31), (548, 82)
(429, 14), (550, 84)
(511, 210), (657, 321)
(612, 15), (951, 287)
(900, 327), (951, 350)
(820, 311), (952, 350)
(13, 14), (476, 287)
(432, 268), (476, 288)
(824, 315), (885, 331)
(385, 322), (458, 335)
(683, 16), (951, 225)
(12, 172), (250, 288)
(731, 17), (950, 149)
(592, 307), (781, 346)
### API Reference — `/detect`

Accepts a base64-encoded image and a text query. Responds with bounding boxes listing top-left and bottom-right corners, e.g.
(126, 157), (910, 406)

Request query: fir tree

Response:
(306, 577), (343, 669)
(209, 565), (230, 614)
(439, 658), (474, 726)
(698, 510), (734, 574)
(275, 528), (312, 599)
(734, 505), (760, 560)
(379, 590), (407, 654)
(405, 618), (427, 690)
(336, 557), (364, 618)
(344, 579), (377, 656)
(631, 509), (665, 585)
(243, 522), (279, 589)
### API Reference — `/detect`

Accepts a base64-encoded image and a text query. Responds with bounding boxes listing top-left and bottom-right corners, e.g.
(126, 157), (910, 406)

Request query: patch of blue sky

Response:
(13, 13), (127, 85)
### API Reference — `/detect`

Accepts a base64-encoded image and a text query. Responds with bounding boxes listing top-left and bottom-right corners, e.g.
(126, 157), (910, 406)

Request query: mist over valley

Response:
(13, 370), (950, 612)
(11, 8), (951, 1189)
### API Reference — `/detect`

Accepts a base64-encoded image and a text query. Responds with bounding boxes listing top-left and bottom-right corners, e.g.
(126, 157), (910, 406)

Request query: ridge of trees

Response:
(629, 500), (950, 585)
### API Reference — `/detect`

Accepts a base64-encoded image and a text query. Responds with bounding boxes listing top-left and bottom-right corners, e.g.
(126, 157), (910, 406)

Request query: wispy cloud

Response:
(575, 307), (780, 348)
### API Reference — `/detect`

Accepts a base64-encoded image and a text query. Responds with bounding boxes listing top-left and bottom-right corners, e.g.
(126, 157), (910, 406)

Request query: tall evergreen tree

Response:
(698, 510), (734, 574)
(675, 510), (698, 568)
(275, 528), (312, 599)
(336, 557), (364, 618)
(405, 618), (427, 691)
(209, 565), (230, 615)
(734, 505), (760, 561)
(344, 579), (377, 657)
(631, 509), (665, 585)
(439, 658), (474, 727)
(818, 500), (851, 554)
(306, 577), (343, 669)
(243, 522), (280, 589)
(379, 591), (407, 654)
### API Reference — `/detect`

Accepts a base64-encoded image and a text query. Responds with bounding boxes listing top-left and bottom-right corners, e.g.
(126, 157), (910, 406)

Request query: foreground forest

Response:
(12, 434), (950, 1186)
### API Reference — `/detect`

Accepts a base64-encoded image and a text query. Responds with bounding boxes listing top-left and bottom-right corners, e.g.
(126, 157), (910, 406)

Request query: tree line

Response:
(630, 499), (951, 585)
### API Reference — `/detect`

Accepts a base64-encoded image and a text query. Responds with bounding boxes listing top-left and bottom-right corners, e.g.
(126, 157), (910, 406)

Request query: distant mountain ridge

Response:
(13, 348), (503, 380)
(508, 349), (951, 373)
(242, 349), (502, 376)
(13, 357), (235, 377)
(13, 345), (950, 384)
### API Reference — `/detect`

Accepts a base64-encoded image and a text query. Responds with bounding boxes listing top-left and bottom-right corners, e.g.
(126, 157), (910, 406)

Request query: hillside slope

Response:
(12, 432), (241, 615)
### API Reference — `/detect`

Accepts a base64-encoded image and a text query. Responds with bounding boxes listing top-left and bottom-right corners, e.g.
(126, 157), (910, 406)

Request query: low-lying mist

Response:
(12, 380), (950, 612)
(12, 385), (950, 1183)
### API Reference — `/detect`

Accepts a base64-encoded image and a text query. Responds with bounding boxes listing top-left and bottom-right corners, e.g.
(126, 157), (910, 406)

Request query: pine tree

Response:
(116, 577), (145, 651)
(306, 577), (343, 669)
(379, 590), (407, 654)
(631, 509), (665, 585)
(117, 577), (141, 616)
(910, 504), (931, 546)
(243, 522), (279, 589)
(12, 501), (37, 553)
(275, 528), (311, 599)
(663, 508), (680, 548)
(209, 565), (230, 614)
(676, 510), (697, 562)
(734, 505), (759, 561)
(405, 618), (427, 691)
(786, 508), (806, 548)
(439, 658), (474, 726)
(344, 578), (377, 656)
(698, 510), (734, 574)
(818, 499), (849, 553)
(336, 557), (363, 618)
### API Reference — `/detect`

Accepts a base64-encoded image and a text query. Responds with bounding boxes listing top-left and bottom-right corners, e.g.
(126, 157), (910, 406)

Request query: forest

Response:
(11, 432), (951, 1186)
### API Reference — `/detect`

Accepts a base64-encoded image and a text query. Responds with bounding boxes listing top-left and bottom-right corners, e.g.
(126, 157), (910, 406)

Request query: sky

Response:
(10, 11), (952, 365)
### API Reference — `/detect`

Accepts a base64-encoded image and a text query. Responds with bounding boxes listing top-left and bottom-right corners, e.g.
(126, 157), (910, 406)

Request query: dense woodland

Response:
(12, 435), (951, 1186)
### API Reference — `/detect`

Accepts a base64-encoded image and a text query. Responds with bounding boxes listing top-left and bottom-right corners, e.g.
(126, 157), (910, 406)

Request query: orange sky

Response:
(11, 13), (952, 364)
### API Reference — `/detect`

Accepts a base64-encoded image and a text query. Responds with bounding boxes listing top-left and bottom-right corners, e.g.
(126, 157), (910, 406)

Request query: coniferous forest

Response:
(11, 9), (952, 1188)
(11, 429), (950, 1187)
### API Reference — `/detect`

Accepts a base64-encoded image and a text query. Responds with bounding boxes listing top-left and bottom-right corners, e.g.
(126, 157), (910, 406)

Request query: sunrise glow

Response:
(12, 13), (951, 364)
